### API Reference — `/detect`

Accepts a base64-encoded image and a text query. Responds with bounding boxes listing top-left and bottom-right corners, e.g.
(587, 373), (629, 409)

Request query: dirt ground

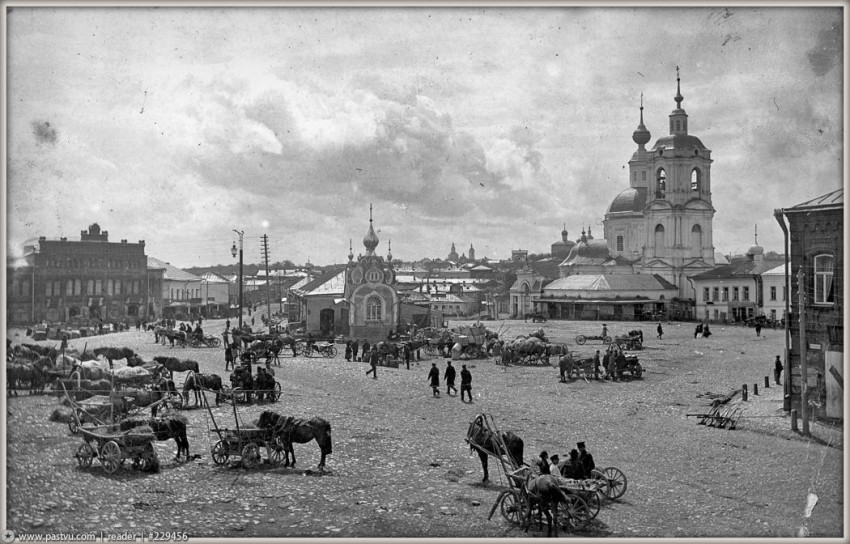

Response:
(3, 318), (844, 539)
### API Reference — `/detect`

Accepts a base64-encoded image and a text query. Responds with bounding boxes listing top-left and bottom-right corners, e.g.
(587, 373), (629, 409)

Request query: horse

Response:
(6, 359), (46, 395)
(153, 356), (199, 374)
(465, 414), (525, 482)
(277, 335), (298, 357)
(254, 368), (277, 403)
(92, 347), (135, 366)
(120, 415), (190, 460)
(524, 471), (571, 537)
(182, 370), (223, 407)
(256, 411), (333, 469)
(123, 377), (179, 417)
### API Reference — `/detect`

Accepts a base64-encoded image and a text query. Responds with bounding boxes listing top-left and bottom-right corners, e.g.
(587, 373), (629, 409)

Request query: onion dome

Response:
(632, 94), (651, 146)
(561, 224), (568, 239)
(363, 204), (379, 255)
(607, 187), (648, 214)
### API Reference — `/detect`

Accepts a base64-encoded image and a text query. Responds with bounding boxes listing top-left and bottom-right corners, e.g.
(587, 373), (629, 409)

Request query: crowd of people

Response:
(533, 442), (597, 481)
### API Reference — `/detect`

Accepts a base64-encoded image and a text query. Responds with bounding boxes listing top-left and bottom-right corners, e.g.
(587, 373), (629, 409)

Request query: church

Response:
(512, 70), (716, 320)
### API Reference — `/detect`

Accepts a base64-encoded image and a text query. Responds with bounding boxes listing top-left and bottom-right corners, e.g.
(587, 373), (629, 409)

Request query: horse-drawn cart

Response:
(73, 424), (158, 474)
(188, 334), (223, 348)
(575, 334), (613, 346)
(613, 330), (643, 351)
(205, 391), (284, 469)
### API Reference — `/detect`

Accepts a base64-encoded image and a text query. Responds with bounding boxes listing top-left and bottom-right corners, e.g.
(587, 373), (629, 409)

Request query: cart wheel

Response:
(231, 387), (247, 404)
(212, 338), (222, 348)
(559, 494), (591, 532)
(166, 393), (184, 412)
(582, 489), (601, 519)
(75, 442), (94, 469)
(589, 469), (610, 503)
(269, 448), (283, 466)
(602, 467), (627, 500)
(211, 440), (229, 465)
(633, 364), (643, 379)
(139, 442), (158, 472)
(241, 442), (261, 470)
(327, 345), (338, 358)
(575, 335), (586, 345)
(603, 336), (613, 344)
(499, 489), (528, 525)
(100, 440), (122, 474)
(68, 417), (80, 435)
(271, 382), (282, 402)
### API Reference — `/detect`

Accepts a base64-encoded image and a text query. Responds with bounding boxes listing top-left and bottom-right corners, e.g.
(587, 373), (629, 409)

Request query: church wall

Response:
(349, 282), (399, 342)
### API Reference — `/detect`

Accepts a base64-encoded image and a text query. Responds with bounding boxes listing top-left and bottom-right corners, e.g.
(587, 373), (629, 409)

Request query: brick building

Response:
(6, 224), (164, 326)
(776, 189), (843, 420)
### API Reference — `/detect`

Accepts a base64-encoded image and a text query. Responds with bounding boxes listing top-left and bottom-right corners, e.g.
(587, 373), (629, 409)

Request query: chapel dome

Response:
(607, 187), (648, 214)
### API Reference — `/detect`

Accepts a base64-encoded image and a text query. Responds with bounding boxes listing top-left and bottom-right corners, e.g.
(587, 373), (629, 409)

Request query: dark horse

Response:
(524, 470), (571, 537)
(466, 414), (525, 482)
(120, 415), (190, 461)
(123, 377), (178, 417)
(257, 411), (332, 470)
(182, 370), (223, 407)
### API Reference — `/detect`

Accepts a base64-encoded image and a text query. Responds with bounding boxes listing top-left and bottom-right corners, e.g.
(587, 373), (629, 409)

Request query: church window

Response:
(654, 224), (665, 251)
(66, 279), (73, 296)
(694, 149), (699, 156)
(691, 169), (701, 191)
(87, 280), (94, 295)
(366, 295), (382, 321)
(115, 280), (121, 295)
(95, 280), (102, 295)
(690, 224), (702, 255)
(656, 169), (666, 199)
(616, 235), (624, 252)
(107, 280), (113, 296)
(814, 254), (835, 305)
(75, 279), (82, 295)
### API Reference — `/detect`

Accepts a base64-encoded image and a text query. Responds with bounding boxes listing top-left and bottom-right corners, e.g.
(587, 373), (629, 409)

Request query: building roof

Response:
(607, 187), (648, 214)
(544, 274), (677, 292)
(761, 263), (787, 276)
(200, 271), (230, 283)
(785, 188), (843, 212)
(651, 134), (708, 152)
(690, 258), (785, 281)
(294, 266), (347, 297)
(147, 256), (200, 281)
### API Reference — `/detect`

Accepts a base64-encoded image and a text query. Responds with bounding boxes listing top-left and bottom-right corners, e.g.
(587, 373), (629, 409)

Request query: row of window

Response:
(43, 278), (144, 297)
(703, 286), (751, 302)
(170, 288), (201, 300)
(42, 257), (145, 269)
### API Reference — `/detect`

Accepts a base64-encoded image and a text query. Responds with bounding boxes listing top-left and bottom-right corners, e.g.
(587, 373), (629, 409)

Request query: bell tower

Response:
(641, 67), (716, 297)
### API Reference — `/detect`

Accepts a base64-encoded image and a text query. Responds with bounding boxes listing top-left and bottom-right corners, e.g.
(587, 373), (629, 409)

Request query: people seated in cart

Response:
(560, 449), (585, 479)
(194, 324), (204, 340)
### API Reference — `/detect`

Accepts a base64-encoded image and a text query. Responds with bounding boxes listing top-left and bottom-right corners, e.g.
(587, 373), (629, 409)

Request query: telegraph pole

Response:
(262, 234), (272, 333)
(797, 267), (810, 436)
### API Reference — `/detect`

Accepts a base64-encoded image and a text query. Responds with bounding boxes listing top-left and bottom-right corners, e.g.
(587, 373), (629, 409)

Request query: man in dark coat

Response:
(774, 355), (783, 386)
(428, 363), (440, 397)
(577, 441), (595, 478)
(352, 339), (360, 362)
(460, 364), (473, 402)
(344, 341), (352, 362)
(366, 347), (378, 379)
(444, 360), (457, 395)
(657, 322), (663, 339)
(536, 451), (551, 475)
(362, 340), (370, 357)
(403, 343), (411, 370)
(593, 350), (602, 380)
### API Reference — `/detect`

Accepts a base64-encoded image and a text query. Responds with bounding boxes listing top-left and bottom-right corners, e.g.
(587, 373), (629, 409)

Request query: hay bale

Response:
(49, 406), (75, 423)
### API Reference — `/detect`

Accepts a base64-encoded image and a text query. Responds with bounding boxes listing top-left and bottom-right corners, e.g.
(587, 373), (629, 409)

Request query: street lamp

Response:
(231, 230), (244, 329)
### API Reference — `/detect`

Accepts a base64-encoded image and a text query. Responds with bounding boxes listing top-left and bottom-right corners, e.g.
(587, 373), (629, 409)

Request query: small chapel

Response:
(345, 206), (400, 342)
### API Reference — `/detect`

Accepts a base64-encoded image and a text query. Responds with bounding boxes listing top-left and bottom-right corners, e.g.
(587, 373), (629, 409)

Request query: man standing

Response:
(593, 350), (602, 380)
(755, 322), (763, 337)
(352, 339), (360, 362)
(577, 442), (595, 478)
(602, 323), (608, 339)
(444, 360), (457, 395)
(403, 343), (411, 370)
(774, 355), (783, 386)
(657, 322), (663, 339)
(428, 363), (440, 397)
(460, 364), (473, 403)
(366, 348), (378, 379)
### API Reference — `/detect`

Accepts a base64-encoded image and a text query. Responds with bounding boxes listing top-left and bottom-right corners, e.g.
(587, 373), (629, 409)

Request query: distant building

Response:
(550, 225), (576, 261)
(6, 223), (162, 326)
(291, 267), (348, 336)
(777, 188), (843, 421)
(148, 256), (202, 320)
(511, 249), (529, 262)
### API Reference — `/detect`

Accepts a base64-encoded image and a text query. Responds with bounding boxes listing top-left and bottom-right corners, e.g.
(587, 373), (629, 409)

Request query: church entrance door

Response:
(320, 308), (335, 335)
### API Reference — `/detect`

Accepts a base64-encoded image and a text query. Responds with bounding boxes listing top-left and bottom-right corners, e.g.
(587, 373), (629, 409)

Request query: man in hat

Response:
(428, 362), (440, 397)
(548, 454), (563, 477)
(774, 355), (783, 386)
(460, 364), (473, 402)
(444, 360), (457, 395)
(577, 441), (595, 478)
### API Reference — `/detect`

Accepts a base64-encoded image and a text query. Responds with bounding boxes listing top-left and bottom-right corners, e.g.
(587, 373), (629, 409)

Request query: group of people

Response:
(428, 359), (473, 402)
(558, 346), (630, 382)
(534, 442), (596, 481)
(345, 340), (417, 372)
(694, 322), (712, 338)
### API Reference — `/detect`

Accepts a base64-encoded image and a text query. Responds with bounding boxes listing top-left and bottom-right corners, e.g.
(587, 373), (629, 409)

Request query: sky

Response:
(4, 5), (844, 268)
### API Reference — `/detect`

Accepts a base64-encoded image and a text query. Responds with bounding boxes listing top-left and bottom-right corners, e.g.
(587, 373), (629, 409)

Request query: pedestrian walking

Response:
(344, 340), (352, 362)
(225, 319), (230, 330)
(403, 343), (411, 370)
(460, 364), (473, 402)
(492, 341), (502, 366)
(774, 355), (783, 385)
(366, 347), (378, 379)
(607, 349), (618, 381)
(657, 322), (663, 339)
(444, 360), (457, 395)
(755, 323), (762, 337)
(602, 323), (608, 339)
(362, 340), (371, 358)
(428, 363), (440, 397)
(352, 339), (360, 362)
(694, 323), (703, 338)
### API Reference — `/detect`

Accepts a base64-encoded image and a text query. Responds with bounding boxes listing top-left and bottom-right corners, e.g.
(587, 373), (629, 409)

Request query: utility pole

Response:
(262, 234), (272, 333)
(797, 266), (810, 436)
